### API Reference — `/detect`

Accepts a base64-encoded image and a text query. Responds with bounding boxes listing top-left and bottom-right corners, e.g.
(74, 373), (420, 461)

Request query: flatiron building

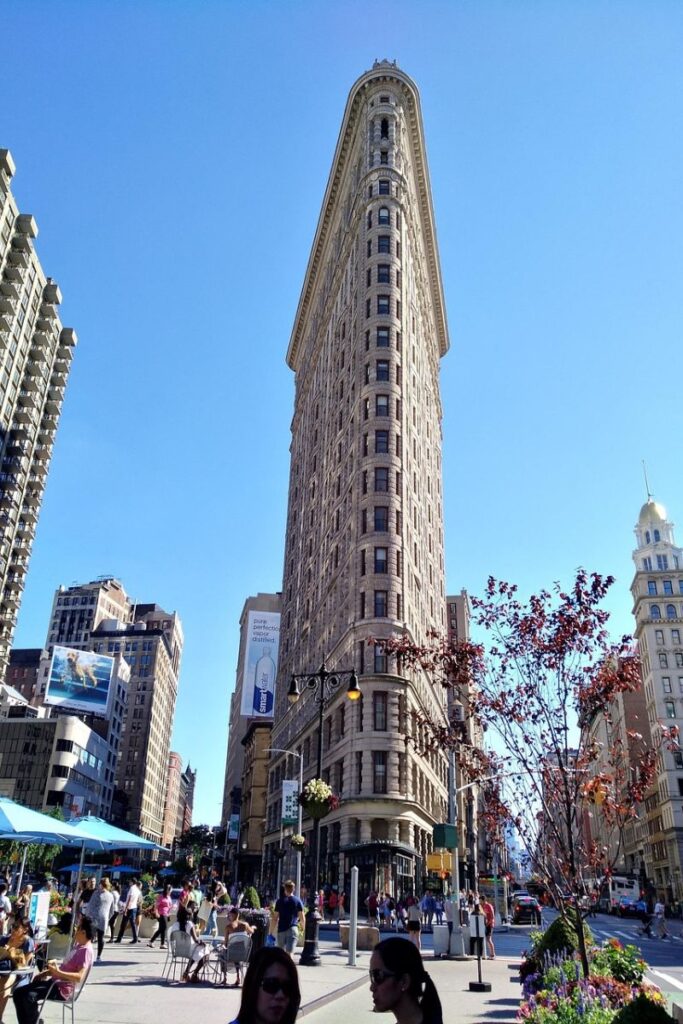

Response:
(266, 62), (450, 896)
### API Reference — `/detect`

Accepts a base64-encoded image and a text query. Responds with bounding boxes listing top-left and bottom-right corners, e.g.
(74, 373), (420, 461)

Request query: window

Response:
(376, 395), (389, 416)
(376, 327), (390, 347)
(673, 630), (681, 644)
(648, 581), (658, 595)
(378, 207), (390, 226)
(374, 590), (388, 616)
(374, 506), (389, 531)
(377, 295), (390, 315)
(374, 547), (388, 573)
(655, 530), (661, 542)
(362, 470), (368, 494)
(380, 119), (389, 139)
(674, 751), (683, 768)
(663, 677), (672, 693)
(375, 430), (389, 453)
(374, 644), (387, 674)
(374, 468), (389, 492)
(677, 653), (683, 668)
(664, 580), (674, 595)
(659, 653), (669, 668)
(666, 605), (677, 620)
(367, 240), (372, 257)
(373, 691), (388, 729)
(361, 508), (368, 534)
(357, 750), (363, 792)
(379, 180), (390, 195)
(380, 151), (388, 164)
(651, 605), (661, 620)
(378, 235), (391, 253)
(360, 592), (366, 618)
(360, 550), (366, 576)
(373, 751), (387, 793)
(655, 629), (665, 644)
(665, 700), (676, 719)
(643, 557), (653, 571)
(376, 360), (390, 381)
(657, 554), (669, 570)
(378, 264), (390, 283)
(366, 211), (372, 229)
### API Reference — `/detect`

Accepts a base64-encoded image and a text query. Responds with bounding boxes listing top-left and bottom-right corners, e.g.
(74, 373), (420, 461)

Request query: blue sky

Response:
(4, 1), (683, 825)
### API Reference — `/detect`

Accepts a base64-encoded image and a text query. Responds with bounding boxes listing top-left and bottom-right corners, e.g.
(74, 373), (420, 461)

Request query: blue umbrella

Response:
(65, 816), (160, 942)
(67, 816), (159, 851)
(0, 796), (94, 844)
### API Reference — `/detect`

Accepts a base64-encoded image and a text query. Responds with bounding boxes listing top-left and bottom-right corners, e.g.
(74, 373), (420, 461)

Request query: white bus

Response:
(598, 876), (640, 914)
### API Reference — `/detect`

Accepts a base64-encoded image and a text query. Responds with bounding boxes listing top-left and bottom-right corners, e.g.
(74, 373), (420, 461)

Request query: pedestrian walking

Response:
(83, 878), (115, 962)
(481, 897), (496, 960)
(115, 877), (141, 944)
(654, 899), (670, 939)
(369, 937), (443, 1024)
(147, 883), (172, 949)
(228, 946), (301, 1024)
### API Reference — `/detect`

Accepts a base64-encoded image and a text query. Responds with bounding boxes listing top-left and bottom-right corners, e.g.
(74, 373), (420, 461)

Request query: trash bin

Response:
(433, 925), (450, 958)
(239, 910), (271, 961)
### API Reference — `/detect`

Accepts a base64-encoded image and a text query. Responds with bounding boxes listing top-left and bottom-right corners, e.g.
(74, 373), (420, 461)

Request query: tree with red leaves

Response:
(374, 569), (679, 977)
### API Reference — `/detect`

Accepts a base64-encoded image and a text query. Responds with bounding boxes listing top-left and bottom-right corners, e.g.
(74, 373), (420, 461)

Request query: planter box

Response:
(139, 917), (157, 939)
(339, 924), (379, 950)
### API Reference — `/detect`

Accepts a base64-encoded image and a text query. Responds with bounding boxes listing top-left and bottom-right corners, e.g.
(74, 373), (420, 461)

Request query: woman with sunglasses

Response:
(229, 946), (300, 1024)
(369, 937), (443, 1024)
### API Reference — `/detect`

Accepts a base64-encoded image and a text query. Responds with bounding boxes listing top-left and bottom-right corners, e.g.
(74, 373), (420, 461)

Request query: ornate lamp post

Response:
(288, 661), (361, 967)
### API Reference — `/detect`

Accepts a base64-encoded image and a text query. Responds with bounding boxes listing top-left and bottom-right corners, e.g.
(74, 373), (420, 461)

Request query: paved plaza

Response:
(25, 935), (520, 1024)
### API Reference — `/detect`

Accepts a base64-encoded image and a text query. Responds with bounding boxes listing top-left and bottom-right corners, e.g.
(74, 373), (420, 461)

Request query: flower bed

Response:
(517, 933), (673, 1023)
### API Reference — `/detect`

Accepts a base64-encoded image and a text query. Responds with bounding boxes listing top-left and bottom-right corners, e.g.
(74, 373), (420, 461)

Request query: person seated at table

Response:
(219, 908), (255, 988)
(0, 919), (35, 1019)
(168, 907), (205, 983)
(13, 918), (93, 1024)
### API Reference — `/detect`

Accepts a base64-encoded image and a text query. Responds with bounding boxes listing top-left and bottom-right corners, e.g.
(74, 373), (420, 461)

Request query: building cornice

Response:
(287, 63), (449, 370)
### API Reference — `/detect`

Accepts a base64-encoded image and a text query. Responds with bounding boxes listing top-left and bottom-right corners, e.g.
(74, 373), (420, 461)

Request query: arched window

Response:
(654, 529), (661, 542)
(381, 118), (389, 139)
(645, 531), (651, 544)
(651, 605), (661, 619)
(667, 604), (677, 619)
(367, 210), (372, 229)
(378, 207), (390, 226)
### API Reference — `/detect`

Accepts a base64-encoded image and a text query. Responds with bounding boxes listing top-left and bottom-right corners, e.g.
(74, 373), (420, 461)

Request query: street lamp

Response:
(288, 660), (360, 967)
(266, 747), (304, 898)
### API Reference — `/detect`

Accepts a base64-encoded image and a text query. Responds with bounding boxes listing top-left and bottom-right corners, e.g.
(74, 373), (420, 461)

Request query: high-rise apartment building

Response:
(222, 592), (281, 827)
(631, 497), (683, 903)
(266, 62), (450, 896)
(0, 150), (77, 678)
(98, 603), (183, 843)
(163, 751), (183, 848)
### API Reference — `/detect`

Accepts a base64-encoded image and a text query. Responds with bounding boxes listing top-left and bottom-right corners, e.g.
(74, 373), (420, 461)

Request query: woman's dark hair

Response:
(177, 905), (189, 928)
(237, 947), (301, 1024)
(164, 884), (172, 896)
(78, 917), (94, 942)
(374, 937), (443, 1024)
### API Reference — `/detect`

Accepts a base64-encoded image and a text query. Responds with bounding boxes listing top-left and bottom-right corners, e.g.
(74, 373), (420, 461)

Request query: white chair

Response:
(162, 930), (194, 983)
(36, 963), (91, 1024)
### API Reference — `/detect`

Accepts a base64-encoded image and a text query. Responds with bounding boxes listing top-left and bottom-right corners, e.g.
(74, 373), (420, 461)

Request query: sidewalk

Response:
(28, 937), (522, 1024)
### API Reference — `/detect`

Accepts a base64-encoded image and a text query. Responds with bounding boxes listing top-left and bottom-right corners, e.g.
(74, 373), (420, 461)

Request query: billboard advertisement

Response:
(281, 780), (299, 826)
(45, 645), (115, 718)
(240, 611), (280, 718)
(228, 813), (240, 841)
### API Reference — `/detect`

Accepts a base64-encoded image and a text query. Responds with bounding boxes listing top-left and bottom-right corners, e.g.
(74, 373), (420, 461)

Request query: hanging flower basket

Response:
(299, 779), (341, 820)
(274, 847), (287, 861)
(290, 834), (306, 849)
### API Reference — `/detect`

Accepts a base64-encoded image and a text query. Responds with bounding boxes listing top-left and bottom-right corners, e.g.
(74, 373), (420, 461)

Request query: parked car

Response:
(512, 895), (541, 925)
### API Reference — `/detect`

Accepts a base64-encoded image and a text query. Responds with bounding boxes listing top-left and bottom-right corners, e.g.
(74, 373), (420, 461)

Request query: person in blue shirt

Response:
(271, 881), (305, 956)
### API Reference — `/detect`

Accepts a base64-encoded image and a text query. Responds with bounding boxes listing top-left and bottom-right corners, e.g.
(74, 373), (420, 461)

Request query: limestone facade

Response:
(266, 63), (450, 897)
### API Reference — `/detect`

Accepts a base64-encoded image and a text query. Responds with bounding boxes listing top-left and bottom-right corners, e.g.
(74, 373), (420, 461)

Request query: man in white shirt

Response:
(654, 900), (669, 939)
(0, 884), (11, 936)
(115, 878), (141, 944)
